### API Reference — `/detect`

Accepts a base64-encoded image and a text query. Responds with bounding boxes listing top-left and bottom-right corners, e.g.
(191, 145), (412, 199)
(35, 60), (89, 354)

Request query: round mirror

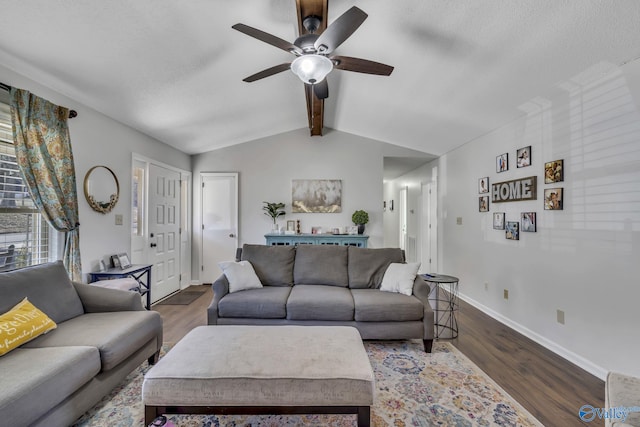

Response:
(84, 166), (119, 214)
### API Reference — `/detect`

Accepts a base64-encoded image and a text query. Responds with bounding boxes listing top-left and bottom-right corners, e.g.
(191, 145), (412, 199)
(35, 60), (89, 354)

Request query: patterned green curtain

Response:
(9, 88), (81, 281)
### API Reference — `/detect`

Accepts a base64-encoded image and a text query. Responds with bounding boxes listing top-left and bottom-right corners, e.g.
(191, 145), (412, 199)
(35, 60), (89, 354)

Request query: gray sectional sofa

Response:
(208, 244), (435, 352)
(0, 261), (163, 427)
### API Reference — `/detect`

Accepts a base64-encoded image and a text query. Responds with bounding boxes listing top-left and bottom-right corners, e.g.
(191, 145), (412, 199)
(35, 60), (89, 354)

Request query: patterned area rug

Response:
(73, 340), (543, 427)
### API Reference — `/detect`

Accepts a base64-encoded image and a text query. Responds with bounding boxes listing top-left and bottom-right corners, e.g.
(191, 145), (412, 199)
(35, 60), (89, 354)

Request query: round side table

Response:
(422, 274), (459, 339)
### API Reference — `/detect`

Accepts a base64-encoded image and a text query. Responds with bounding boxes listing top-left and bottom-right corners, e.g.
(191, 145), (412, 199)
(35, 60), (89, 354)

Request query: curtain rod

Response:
(0, 82), (77, 118)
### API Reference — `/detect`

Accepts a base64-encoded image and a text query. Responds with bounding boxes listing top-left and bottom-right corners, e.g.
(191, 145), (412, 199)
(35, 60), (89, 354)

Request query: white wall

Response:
(191, 128), (427, 281)
(0, 65), (191, 279)
(426, 61), (640, 379)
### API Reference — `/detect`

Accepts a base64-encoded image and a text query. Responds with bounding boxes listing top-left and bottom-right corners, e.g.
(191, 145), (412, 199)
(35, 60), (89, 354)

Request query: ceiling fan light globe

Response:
(291, 55), (333, 84)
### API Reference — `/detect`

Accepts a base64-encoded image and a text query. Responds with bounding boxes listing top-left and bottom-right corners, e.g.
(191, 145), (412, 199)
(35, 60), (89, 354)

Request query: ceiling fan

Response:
(232, 1), (394, 135)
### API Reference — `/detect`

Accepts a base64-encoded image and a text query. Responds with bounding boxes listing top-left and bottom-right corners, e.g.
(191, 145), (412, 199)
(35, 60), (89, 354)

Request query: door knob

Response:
(150, 243), (157, 248)
(229, 233), (235, 238)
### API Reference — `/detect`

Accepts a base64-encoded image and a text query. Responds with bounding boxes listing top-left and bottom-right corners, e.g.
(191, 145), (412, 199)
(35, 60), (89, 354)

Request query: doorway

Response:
(200, 173), (238, 284)
(131, 156), (190, 303)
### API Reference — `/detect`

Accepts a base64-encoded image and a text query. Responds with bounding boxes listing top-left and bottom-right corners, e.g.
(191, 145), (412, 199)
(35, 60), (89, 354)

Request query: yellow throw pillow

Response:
(0, 298), (57, 356)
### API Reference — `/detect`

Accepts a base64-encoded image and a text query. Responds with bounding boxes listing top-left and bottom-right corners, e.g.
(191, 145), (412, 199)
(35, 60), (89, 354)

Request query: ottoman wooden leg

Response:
(358, 406), (371, 427)
(145, 406), (160, 425)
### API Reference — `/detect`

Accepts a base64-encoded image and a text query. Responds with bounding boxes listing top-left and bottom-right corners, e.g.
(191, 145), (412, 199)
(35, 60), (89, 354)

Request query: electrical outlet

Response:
(115, 214), (123, 225)
(484, 282), (489, 291)
(557, 309), (565, 325)
(456, 217), (463, 225)
(503, 289), (509, 300)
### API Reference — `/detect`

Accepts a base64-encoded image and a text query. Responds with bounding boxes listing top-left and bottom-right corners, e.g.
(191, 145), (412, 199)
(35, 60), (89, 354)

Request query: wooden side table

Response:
(422, 274), (459, 339)
(89, 264), (152, 310)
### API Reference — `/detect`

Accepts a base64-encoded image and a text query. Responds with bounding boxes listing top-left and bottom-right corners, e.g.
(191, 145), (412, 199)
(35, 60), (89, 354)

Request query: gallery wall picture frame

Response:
(479, 196), (489, 212)
(517, 146), (532, 168)
(544, 159), (564, 183)
(506, 221), (519, 240)
(496, 153), (509, 173)
(521, 212), (537, 232)
(479, 177), (489, 194)
(544, 188), (564, 210)
(493, 212), (505, 230)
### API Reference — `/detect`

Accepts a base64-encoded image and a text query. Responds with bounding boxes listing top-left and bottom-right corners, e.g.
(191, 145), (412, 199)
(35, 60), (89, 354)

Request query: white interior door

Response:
(399, 186), (408, 250)
(422, 182), (438, 273)
(149, 164), (181, 302)
(201, 173), (238, 284)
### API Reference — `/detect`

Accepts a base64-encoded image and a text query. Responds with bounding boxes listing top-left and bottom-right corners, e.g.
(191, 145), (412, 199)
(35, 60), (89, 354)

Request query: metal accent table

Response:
(422, 274), (459, 339)
(88, 264), (152, 310)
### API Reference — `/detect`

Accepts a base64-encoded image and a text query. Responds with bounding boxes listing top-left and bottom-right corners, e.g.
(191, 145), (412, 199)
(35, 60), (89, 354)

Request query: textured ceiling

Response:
(1, 1), (639, 156)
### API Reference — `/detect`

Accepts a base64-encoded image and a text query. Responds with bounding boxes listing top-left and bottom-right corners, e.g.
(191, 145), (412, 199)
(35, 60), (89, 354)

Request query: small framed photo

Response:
(110, 254), (120, 268)
(496, 153), (509, 173)
(478, 177), (489, 194)
(521, 212), (537, 232)
(286, 220), (296, 232)
(99, 259), (107, 272)
(544, 188), (564, 210)
(117, 253), (131, 269)
(544, 159), (564, 183)
(479, 196), (489, 212)
(517, 146), (531, 168)
(493, 212), (505, 230)
(311, 226), (322, 235)
(347, 225), (358, 235)
(506, 221), (519, 240)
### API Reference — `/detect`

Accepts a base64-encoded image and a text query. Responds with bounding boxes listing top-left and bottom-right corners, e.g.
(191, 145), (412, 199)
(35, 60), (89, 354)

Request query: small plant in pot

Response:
(351, 210), (369, 235)
(263, 201), (286, 232)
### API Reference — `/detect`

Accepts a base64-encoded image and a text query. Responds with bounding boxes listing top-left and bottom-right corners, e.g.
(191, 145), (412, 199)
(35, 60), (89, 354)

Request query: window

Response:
(0, 98), (59, 270)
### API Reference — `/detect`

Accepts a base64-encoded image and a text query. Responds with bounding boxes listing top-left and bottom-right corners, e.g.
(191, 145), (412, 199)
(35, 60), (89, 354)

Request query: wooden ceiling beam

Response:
(297, 0), (328, 136)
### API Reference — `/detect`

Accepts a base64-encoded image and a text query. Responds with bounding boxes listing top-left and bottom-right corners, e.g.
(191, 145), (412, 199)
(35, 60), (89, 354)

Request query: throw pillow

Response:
(0, 298), (57, 356)
(380, 262), (421, 296)
(218, 260), (263, 293)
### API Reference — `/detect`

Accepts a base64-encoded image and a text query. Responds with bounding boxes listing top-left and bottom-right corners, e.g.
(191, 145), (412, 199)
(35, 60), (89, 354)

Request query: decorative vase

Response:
(271, 223), (279, 233)
(357, 224), (365, 235)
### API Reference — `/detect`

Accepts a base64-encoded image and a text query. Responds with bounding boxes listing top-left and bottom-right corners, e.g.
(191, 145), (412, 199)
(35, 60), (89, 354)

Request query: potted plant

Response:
(263, 201), (286, 232)
(351, 210), (369, 235)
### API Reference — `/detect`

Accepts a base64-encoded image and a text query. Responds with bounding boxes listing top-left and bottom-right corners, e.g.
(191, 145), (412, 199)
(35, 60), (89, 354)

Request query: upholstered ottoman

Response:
(142, 325), (375, 426)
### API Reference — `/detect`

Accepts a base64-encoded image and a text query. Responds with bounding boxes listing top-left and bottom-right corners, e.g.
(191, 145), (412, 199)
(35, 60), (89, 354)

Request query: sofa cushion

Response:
(293, 245), (348, 287)
(286, 285), (354, 321)
(0, 346), (100, 427)
(351, 289), (424, 322)
(0, 261), (85, 323)
(219, 287), (291, 319)
(0, 298), (57, 356)
(241, 244), (295, 286)
(348, 247), (405, 289)
(23, 311), (162, 371)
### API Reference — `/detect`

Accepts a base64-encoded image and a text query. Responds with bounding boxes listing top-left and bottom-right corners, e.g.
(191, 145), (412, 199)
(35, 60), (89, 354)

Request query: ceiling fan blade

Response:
(242, 63), (292, 82)
(313, 79), (329, 99)
(232, 23), (303, 55)
(332, 56), (394, 76)
(314, 6), (367, 54)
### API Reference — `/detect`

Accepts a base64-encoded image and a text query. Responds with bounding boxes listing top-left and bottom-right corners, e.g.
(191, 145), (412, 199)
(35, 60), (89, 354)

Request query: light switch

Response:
(456, 217), (463, 225)
(115, 214), (123, 225)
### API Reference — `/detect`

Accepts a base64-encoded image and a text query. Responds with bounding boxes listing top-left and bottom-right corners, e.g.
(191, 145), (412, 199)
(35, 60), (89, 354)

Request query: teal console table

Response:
(265, 233), (368, 248)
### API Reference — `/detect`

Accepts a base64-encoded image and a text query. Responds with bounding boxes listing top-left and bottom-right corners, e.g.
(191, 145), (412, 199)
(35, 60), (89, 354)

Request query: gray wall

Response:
(418, 60), (640, 379)
(0, 64), (191, 278)
(191, 128), (428, 281)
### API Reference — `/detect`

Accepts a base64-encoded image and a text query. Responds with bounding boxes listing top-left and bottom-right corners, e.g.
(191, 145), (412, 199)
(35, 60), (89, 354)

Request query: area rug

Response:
(73, 340), (543, 427)
(156, 288), (207, 305)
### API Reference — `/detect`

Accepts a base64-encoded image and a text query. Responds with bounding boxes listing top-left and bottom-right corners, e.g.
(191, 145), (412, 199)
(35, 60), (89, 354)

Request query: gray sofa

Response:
(208, 244), (435, 352)
(0, 261), (163, 427)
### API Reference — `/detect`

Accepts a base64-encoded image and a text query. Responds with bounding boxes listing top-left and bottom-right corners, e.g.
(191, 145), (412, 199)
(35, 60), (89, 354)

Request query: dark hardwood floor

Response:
(153, 285), (604, 427)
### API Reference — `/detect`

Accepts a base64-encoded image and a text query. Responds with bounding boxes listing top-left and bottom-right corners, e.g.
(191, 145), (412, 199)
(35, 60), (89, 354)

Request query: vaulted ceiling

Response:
(1, 1), (638, 156)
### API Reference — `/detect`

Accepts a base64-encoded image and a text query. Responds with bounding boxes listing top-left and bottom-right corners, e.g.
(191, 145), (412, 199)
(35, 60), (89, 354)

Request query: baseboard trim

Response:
(458, 292), (608, 381)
